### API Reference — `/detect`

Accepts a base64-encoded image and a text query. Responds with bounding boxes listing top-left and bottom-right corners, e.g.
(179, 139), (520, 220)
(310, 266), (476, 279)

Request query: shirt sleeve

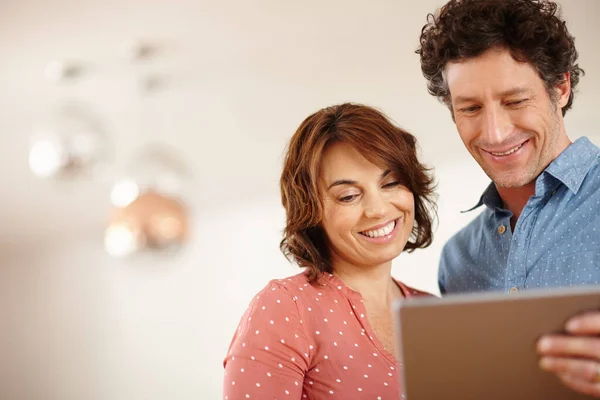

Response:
(223, 281), (311, 400)
(438, 245), (448, 295)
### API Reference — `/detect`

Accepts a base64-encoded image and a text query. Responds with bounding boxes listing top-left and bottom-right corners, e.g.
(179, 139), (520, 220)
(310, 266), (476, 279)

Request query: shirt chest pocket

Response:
(541, 250), (600, 287)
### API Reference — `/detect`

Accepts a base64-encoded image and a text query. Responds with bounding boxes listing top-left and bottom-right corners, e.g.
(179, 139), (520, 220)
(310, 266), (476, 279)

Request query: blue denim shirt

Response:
(439, 137), (600, 294)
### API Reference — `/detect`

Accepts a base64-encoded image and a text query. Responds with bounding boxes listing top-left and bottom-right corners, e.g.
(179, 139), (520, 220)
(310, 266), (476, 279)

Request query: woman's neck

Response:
(333, 260), (402, 307)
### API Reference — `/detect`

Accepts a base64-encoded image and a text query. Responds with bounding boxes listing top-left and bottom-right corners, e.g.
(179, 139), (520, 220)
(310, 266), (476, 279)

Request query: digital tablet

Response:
(394, 285), (600, 399)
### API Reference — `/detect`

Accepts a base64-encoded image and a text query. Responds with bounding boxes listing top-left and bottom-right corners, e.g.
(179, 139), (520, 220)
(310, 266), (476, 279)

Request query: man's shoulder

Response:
(580, 150), (600, 186)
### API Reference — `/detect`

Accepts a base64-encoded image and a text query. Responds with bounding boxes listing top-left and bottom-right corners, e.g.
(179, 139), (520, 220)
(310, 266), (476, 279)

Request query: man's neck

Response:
(496, 181), (536, 230)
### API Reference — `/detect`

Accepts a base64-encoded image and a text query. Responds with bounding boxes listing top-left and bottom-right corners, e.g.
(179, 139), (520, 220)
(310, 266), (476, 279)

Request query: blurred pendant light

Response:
(29, 61), (112, 182)
(104, 145), (191, 259)
(105, 191), (189, 258)
(29, 103), (112, 181)
(104, 40), (192, 259)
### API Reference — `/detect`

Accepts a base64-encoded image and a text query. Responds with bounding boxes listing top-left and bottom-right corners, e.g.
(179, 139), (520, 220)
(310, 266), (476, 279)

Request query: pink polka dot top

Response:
(223, 271), (430, 399)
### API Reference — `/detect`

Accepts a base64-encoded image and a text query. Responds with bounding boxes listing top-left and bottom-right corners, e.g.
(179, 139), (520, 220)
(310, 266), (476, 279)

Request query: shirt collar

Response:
(544, 137), (600, 195)
(463, 137), (599, 213)
(462, 182), (503, 213)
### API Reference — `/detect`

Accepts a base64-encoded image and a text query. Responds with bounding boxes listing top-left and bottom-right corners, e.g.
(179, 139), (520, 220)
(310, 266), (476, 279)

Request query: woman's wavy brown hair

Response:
(279, 103), (437, 282)
(417, 0), (584, 116)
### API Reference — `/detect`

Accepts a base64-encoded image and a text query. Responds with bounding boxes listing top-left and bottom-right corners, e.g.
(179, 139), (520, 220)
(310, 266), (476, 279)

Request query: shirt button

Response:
(498, 225), (506, 234)
(509, 287), (519, 293)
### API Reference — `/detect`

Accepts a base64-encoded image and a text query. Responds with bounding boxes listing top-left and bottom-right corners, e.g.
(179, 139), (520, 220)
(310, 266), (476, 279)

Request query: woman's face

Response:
(318, 141), (415, 271)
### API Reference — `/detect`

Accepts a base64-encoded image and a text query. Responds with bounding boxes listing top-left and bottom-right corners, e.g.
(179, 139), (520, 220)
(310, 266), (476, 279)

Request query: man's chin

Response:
(489, 172), (536, 189)
(479, 164), (535, 188)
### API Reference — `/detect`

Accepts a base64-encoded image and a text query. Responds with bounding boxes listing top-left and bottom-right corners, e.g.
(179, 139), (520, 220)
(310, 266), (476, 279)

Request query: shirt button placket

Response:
(502, 217), (519, 292)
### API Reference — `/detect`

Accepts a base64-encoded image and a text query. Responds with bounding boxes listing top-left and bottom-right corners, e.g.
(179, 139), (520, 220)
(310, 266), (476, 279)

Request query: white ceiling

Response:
(0, 0), (598, 246)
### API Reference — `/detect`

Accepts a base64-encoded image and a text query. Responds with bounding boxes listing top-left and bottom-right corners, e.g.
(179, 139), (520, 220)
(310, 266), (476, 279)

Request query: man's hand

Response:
(538, 311), (600, 397)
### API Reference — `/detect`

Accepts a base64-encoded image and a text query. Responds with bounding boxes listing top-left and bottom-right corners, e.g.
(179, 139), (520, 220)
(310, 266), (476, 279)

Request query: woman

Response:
(223, 103), (437, 399)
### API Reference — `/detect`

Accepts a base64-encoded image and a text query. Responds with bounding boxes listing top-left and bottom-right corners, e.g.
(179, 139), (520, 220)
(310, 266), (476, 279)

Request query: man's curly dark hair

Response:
(416, 0), (584, 116)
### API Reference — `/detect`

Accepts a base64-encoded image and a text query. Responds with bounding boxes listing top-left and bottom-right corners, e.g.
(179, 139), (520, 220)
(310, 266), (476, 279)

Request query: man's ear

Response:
(555, 72), (571, 109)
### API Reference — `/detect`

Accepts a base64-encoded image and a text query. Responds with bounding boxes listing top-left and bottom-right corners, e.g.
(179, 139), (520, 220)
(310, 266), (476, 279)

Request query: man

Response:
(417, 0), (600, 396)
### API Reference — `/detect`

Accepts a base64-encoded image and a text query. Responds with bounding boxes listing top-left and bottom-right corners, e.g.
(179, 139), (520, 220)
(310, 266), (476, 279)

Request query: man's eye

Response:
(461, 106), (480, 113)
(507, 99), (526, 106)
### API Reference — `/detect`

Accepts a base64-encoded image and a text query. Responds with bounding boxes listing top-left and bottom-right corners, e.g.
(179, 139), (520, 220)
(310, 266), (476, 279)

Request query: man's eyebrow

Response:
(453, 87), (531, 105)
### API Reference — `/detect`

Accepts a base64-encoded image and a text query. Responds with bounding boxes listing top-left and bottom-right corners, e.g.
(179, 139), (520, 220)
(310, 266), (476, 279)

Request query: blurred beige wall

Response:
(0, 0), (599, 398)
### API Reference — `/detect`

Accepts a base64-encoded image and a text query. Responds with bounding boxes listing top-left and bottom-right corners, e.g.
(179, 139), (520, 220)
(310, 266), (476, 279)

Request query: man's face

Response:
(445, 48), (571, 188)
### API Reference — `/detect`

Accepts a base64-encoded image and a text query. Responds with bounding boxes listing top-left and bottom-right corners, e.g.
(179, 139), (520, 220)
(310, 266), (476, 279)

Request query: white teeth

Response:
(361, 220), (396, 238)
(491, 143), (523, 156)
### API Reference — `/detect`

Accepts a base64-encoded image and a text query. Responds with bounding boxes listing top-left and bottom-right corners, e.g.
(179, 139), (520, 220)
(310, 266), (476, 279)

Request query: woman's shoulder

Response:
(394, 279), (437, 298)
(261, 270), (323, 294)
(233, 273), (312, 336)
(263, 272), (436, 298)
(247, 271), (314, 304)
(253, 271), (341, 309)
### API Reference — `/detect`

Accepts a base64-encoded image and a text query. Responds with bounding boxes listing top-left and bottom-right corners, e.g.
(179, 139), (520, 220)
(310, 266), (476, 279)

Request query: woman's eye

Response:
(383, 181), (402, 188)
(339, 194), (359, 203)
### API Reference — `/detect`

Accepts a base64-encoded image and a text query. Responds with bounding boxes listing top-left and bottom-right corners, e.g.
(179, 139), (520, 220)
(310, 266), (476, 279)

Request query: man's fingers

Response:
(558, 373), (600, 397)
(539, 356), (598, 381)
(566, 312), (600, 335)
(538, 335), (600, 359)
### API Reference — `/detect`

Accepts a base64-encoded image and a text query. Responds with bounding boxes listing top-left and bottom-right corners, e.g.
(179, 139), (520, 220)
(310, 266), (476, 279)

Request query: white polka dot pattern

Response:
(223, 271), (429, 399)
